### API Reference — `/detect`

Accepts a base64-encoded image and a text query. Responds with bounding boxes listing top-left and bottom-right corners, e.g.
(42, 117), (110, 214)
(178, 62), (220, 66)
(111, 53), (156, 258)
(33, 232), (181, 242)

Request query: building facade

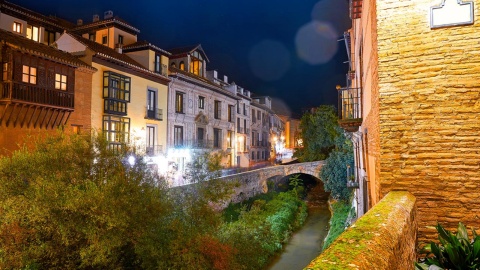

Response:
(339, 0), (480, 244)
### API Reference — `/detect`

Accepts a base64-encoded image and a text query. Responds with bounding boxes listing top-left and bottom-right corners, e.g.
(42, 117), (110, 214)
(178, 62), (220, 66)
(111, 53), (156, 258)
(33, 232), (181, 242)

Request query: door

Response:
(147, 89), (156, 119)
(146, 125), (155, 155)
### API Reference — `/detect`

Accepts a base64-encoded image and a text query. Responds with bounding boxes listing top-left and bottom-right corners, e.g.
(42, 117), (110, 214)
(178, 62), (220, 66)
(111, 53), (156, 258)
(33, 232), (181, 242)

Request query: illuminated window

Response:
(55, 74), (67, 90)
(103, 115), (130, 147)
(26, 25), (39, 42)
(189, 51), (203, 76)
(179, 61), (185, 70)
(198, 96), (205, 109)
(175, 92), (184, 113)
(13, 22), (21, 33)
(22, 65), (36, 84)
(227, 130), (233, 148)
(103, 71), (131, 115)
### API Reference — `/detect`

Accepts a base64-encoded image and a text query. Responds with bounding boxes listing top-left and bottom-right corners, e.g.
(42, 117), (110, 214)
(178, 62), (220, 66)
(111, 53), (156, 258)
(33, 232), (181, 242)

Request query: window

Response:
(237, 118), (241, 132)
(237, 101), (240, 113)
(228, 105), (234, 122)
(243, 103), (246, 115)
(26, 25), (39, 42)
(213, 128), (221, 148)
(102, 35), (107, 45)
(198, 96), (205, 109)
(252, 109), (256, 123)
(154, 55), (161, 74)
(103, 115), (130, 146)
(252, 151), (255, 160)
(257, 111), (261, 120)
(171, 62), (176, 68)
(22, 65), (36, 84)
(146, 125), (156, 156)
(72, 125), (82, 134)
(2, 63), (8, 81)
(244, 119), (247, 132)
(13, 22), (21, 33)
(147, 89), (161, 120)
(103, 71), (131, 115)
(175, 92), (184, 113)
(197, 127), (205, 147)
(118, 35), (124, 45)
(174, 126), (183, 147)
(227, 130), (233, 148)
(189, 51), (203, 76)
(55, 74), (67, 90)
(89, 33), (95, 41)
(179, 61), (185, 70)
(214, 100), (221, 119)
(45, 30), (55, 45)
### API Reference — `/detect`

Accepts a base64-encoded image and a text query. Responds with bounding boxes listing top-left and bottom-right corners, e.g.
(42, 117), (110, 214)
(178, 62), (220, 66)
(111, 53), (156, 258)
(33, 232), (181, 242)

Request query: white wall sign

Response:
(431, 0), (474, 28)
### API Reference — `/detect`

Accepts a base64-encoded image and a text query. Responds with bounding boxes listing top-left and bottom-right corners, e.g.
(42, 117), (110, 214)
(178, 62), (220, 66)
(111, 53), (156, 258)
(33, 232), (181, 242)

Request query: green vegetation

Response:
(322, 200), (352, 250)
(220, 191), (308, 269)
(416, 222), (480, 270)
(294, 105), (341, 162)
(0, 132), (309, 270)
(319, 131), (354, 201)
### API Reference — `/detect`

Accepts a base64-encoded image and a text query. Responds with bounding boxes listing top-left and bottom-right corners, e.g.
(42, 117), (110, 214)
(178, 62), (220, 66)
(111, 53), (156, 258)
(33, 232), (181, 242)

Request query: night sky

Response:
(16, 0), (351, 116)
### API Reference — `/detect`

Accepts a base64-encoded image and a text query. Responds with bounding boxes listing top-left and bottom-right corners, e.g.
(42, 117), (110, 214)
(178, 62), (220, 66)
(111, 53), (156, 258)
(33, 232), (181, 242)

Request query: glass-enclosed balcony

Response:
(337, 85), (362, 132)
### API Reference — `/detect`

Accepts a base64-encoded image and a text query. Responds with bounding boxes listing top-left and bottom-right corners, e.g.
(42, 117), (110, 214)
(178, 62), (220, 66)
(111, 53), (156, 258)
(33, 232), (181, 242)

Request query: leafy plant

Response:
(289, 174), (303, 197)
(415, 222), (480, 270)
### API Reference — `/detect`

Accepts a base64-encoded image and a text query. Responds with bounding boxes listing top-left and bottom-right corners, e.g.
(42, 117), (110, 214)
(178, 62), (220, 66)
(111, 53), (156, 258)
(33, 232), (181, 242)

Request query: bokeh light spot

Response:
(248, 39), (291, 82)
(295, 21), (338, 65)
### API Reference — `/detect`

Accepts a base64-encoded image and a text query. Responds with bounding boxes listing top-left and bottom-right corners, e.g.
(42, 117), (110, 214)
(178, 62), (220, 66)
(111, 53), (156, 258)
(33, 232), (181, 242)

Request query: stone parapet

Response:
(305, 191), (416, 270)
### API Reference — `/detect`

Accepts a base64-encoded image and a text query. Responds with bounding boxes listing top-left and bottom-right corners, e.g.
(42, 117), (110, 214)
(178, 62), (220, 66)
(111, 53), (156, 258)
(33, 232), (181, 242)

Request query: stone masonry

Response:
(376, 0), (480, 244)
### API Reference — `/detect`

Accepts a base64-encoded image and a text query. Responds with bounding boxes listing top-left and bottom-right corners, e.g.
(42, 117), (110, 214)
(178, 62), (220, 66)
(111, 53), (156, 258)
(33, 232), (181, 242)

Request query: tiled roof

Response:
(123, 40), (171, 56)
(72, 16), (140, 35)
(0, 1), (68, 31)
(167, 44), (210, 62)
(66, 33), (169, 82)
(67, 33), (144, 67)
(169, 67), (239, 100)
(0, 29), (92, 69)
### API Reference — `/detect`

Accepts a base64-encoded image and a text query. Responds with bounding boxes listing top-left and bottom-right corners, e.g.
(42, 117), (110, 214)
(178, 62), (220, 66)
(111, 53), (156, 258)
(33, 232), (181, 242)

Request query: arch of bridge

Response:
(220, 161), (324, 205)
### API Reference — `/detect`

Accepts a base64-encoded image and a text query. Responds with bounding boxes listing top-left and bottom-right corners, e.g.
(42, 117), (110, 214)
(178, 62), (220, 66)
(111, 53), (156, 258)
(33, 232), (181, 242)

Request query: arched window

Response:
(179, 61), (185, 70)
(170, 62), (176, 68)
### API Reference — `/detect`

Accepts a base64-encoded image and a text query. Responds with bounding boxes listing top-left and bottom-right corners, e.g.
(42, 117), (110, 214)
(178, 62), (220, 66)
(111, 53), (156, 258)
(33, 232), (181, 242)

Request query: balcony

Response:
(145, 107), (163, 121)
(174, 139), (214, 149)
(337, 86), (362, 132)
(146, 145), (163, 156)
(1, 81), (74, 109)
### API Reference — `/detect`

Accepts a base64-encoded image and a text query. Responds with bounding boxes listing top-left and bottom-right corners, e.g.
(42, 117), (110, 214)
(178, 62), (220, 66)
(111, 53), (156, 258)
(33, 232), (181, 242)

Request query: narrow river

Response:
(267, 182), (331, 270)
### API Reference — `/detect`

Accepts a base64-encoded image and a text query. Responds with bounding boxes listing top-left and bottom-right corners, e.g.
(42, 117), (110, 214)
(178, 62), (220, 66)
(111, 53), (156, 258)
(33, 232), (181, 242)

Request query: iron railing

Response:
(337, 87), (362, 120)
(145, 107), (163, 120)
(146, 145), (163, 156)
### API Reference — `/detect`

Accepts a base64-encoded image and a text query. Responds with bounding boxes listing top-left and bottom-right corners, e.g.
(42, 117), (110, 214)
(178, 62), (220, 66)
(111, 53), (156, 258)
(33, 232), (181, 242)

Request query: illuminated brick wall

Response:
(376, 0), (480, 243)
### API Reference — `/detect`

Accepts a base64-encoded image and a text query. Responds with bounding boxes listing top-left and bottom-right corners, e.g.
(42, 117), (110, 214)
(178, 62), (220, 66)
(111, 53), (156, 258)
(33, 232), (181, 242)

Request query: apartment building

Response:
(338, 0), (480, 244)
(167, 45), (240, 174)
(56, 11), (170, 162)
(250, 96), (274, 165)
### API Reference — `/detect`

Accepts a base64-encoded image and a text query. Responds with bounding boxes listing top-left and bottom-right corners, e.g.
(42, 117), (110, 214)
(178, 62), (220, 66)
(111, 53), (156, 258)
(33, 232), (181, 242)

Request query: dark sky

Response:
(16, 0), (351, 116)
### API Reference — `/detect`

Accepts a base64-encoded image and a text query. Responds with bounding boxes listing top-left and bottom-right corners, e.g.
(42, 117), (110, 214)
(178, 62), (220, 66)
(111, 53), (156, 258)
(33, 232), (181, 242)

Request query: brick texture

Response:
(376, 0), (480, 244)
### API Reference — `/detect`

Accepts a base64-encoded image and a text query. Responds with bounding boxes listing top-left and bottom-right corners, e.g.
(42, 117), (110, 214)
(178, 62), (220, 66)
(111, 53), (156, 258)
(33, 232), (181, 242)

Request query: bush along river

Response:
(266, 175), (331, 270)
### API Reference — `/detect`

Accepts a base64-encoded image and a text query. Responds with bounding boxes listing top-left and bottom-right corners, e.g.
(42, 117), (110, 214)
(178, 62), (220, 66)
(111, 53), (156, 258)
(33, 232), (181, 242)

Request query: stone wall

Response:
(306, 191), (417, 270)
(376, 0), (480, 244)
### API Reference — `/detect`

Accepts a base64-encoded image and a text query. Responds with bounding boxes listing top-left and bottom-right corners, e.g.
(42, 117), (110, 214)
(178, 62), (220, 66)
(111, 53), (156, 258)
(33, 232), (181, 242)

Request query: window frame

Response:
(213, 128), (222, 148)
(228, 105), (234, 122)
(174, 125), (184, 147)
(214, 100), (221, 119)
(198, 96), (205, 109)
(22, 65), (37, 84)
(13, 22), (21, 33)
(103, 115), (130, 146)
(55, 73), (67, 90)
(26, 25), (39, 42)
(175, 92), (184, 113)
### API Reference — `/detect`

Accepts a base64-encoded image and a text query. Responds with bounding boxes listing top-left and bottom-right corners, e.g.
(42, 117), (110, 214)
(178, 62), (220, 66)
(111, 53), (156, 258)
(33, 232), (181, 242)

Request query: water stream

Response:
(267, 181), (331, 270)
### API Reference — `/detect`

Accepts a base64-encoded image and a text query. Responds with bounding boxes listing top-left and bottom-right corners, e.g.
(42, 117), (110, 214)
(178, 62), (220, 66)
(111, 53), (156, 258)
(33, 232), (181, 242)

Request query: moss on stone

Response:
(305, 191), (416, 270)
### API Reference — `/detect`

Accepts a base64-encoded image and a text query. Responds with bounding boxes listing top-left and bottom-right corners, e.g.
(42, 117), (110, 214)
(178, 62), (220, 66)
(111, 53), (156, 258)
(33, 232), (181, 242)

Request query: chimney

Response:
(93, 14), (99, 22)
(213, 70), (218, 79)
(104, 10), (113, 19)
(223, 75), (228, 83)
(77, 19), (83, 26)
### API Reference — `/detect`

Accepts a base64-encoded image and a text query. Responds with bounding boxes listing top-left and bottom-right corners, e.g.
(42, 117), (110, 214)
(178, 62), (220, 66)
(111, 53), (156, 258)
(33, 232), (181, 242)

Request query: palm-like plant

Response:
(415, 222), (480, 270)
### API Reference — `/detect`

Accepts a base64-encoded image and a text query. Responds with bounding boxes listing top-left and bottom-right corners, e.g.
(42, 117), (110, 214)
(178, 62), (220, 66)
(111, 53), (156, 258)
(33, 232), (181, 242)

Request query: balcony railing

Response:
(1, 81), (74, 108)
(146, 145), (163, 156)
(238, 127), (244, 134)
(145, 107), (163, 121)
(174, 139), (215, 149)
(337, 86), (362, 132)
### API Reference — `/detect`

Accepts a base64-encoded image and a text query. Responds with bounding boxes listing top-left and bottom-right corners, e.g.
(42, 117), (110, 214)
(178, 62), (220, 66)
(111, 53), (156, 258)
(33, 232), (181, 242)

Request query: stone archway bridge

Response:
(219, 161), (324, 204)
